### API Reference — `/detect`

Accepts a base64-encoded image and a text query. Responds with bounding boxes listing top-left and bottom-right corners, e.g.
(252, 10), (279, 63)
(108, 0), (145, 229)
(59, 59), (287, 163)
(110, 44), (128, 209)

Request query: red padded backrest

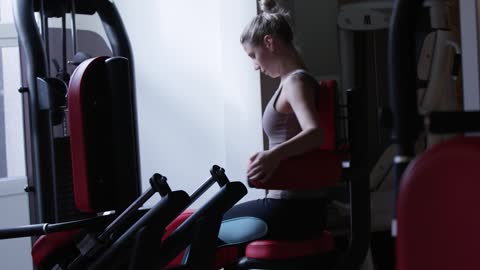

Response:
(397, 136), (480, 270)
(68, 57), (108, 213)
(68, 56), (140, 213)
(318, 80), (337, 150)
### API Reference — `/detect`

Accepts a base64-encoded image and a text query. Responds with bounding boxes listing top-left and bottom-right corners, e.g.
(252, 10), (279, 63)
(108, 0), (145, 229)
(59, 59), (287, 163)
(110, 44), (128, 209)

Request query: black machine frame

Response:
(14, 0), (140, 224)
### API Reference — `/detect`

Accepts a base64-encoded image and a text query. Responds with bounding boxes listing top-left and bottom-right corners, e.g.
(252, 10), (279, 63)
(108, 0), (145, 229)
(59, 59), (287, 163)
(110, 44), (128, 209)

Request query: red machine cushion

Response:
(31, 229), (79, 267)
(68, 56), (140, 213)
(397, 136), (480, 270)
(68, 56), (109, 213)
(245, 231), (334, 259)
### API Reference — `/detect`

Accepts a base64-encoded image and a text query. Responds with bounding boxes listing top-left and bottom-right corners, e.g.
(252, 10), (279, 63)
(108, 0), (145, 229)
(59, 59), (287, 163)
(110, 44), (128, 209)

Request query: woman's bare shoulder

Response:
(283, 72), (318, 97)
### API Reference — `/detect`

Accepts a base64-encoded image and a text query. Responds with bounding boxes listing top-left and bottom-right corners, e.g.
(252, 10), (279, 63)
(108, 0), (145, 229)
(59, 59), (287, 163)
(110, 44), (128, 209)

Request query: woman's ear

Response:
(263, 35), (275, 52)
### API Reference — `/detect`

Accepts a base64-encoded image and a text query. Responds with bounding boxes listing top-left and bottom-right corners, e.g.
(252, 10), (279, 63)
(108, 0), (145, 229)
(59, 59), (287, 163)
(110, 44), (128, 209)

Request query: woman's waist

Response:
(266, 189), (327, 199)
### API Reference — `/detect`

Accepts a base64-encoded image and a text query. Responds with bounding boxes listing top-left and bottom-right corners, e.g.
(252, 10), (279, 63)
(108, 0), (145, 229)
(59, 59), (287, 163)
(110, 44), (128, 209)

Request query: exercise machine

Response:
(389, 0), (480, 269)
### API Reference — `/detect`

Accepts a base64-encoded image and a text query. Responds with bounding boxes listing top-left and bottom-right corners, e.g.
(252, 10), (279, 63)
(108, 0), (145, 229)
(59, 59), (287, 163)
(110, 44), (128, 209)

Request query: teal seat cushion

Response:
(218, 217), (268, 246)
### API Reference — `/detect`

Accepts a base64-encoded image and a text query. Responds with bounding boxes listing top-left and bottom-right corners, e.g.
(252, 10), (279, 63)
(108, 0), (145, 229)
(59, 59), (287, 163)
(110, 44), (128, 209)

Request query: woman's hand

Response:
(247, 150), (281, 183)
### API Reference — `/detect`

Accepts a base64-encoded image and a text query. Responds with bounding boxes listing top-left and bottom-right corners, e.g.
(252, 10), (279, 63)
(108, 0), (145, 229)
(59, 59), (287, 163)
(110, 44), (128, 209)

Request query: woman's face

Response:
(243, 39), (279, 78)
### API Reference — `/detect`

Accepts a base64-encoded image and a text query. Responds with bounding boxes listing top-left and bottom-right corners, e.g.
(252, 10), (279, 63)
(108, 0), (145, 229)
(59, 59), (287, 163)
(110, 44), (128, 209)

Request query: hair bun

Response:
(259, 0), (279, 13)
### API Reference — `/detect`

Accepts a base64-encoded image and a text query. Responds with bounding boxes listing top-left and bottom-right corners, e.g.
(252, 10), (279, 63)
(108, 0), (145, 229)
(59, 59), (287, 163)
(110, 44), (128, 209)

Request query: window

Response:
(0, 0), (26, 180)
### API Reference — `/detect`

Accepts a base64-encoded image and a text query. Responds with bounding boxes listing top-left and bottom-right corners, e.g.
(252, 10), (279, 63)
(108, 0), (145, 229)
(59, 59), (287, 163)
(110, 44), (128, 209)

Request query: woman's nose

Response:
(254, 64), (260, 70)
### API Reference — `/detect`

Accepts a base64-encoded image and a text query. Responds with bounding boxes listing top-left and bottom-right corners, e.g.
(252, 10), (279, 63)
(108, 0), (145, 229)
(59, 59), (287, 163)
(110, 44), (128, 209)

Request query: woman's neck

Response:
(278, 48), (306, 81)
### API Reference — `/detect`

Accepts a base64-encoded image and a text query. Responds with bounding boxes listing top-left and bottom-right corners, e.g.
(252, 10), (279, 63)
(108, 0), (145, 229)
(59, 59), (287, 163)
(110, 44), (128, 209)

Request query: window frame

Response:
(0, 24), (18, 48)
(0, 22), (26, 182)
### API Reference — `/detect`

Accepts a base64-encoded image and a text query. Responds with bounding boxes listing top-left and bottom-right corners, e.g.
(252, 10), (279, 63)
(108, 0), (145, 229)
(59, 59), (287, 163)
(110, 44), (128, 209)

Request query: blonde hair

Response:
(240, 0), (293, 46)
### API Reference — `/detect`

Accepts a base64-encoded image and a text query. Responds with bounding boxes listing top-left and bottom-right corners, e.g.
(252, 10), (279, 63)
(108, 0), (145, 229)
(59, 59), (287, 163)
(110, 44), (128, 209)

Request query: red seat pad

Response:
(397, 136), (480, 270)
(245, 231), (334, 260)
(31, 229), (80, 267)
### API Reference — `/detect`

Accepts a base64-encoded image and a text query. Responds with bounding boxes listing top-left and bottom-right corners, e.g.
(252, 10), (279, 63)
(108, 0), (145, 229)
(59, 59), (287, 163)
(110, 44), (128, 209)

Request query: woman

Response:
(220, 0), (327, 244)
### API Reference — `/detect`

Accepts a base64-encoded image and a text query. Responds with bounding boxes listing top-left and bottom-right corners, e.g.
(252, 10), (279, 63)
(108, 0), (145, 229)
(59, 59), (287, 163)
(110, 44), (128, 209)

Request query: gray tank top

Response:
(262, 69), (326, 199)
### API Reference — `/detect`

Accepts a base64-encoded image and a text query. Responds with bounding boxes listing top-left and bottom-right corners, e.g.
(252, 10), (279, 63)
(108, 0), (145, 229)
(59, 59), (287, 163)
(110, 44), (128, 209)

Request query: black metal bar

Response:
(61, 12), (67, 78)
(189, 177), (216, 203)
(0, 213), (122, 240)
(388, 0), (423, 155)
(46, 213), (116, 232)
(127, 222), (166, 270)
(97, 174), (166, 242)
(71, 0), (78, 55)
(149, 173), (172, 197)
(39, 0), (49, 76)
(332, 87), (371, 270)
(335, 176), (371, 270)
(427, 111), (480, 133)
(14, 0), (49, 224)
(387, 0), (425, 235)
(190, 165), (231, 202)
(0, 224), (47, 239)
(184, 213), (223, 269)
(32, 0), (97, 15)
(210, 165), (230, 187)
(95, 0), (134, 83)
(87, 191), (191, 270)
(36, 78), (61, 222)
(96, 187), (154, 242)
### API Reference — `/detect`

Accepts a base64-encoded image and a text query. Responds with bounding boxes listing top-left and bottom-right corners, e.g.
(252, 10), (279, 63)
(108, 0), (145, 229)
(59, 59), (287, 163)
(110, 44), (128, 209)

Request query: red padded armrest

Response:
(249, 150), (343, 190)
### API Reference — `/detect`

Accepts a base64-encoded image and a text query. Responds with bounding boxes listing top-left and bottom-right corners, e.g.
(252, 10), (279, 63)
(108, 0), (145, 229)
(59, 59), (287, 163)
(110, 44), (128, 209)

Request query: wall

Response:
(220, 1), (265, 199)
(115, 0), (264, 207)
(0, 179), (32, 270)
(293, 0), (340, 81)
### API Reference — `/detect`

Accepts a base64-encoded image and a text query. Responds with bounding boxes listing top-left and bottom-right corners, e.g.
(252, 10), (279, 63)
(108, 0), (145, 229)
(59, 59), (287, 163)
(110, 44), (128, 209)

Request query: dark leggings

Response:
(222, 197), (328, 241)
